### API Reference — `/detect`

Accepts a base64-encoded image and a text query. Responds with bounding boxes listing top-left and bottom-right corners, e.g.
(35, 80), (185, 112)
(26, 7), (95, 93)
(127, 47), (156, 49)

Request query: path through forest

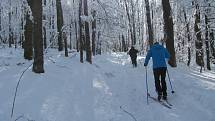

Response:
(0, 48), (215, 121)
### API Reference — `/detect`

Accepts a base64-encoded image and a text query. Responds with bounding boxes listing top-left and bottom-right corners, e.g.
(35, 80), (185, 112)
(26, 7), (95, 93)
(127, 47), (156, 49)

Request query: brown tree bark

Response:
(69, 19), (72, 50)
(183, 8), (191, 66)
(145, 0), (153, 47)
(194, 2), (204, 69)
(56, 0), (64, 51)
(205, 14), (211, 70)
(131, 0), (137, 45)
(122, 35), (127, 52)
(92, 10), (96, 56)
(124, 0), (134, 46)
(210, 31), (215, 63)
(0, 7), (1, 32)
(63, 32), (68, 57)
(162, 0), (177, 67)
(43, 26), (47, 49)
(84, 0), (92, 64)
(24, 12), (33, 60)
(30, 0), (44, 73)
(75, 21), (79, 52)
(79, 0), (84, 63)
(97, 31), (101, 55)
(8, 0), (13, 48)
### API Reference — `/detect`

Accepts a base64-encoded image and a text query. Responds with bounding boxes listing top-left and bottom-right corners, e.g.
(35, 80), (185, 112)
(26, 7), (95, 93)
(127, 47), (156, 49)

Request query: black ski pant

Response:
(130, 56), (137, 67)
(153, 67), (167, 97)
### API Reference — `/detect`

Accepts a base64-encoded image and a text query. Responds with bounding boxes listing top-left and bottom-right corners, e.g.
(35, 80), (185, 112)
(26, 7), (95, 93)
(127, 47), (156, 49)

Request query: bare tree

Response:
(56, 0), (64, 51)
(183, 7), (191, 66)
(144, 0), (153, 47)
(24, 4), (33, 60)
(28, 0), (44, 73)
(92, 8), (96, 56)
(84, 0), (92, 64)
(8, 0), (13, 48)
(79, 0), (84, 63)
(0, 6), (2, 41)
(204, 0), (211, 70)
(210, 31), (215, 63)
(96, 31), (101, 55)
(122, 34), (127, 52)
(194, 1), (204, 72)
(162, 0), (177, 67)
(63, 32), (68, 57)
(204, 13), (211, 70)
(124, 0), (136, 46)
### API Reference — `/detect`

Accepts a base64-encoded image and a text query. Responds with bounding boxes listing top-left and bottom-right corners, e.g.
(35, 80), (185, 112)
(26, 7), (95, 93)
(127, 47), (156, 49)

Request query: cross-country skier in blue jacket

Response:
(144, 42), (170, 101)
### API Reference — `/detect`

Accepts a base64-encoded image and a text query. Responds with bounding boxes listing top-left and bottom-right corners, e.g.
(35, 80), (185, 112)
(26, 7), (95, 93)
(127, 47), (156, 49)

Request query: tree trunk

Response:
(124, 0), (134, 46)
(63, 32), (68, 57)
(210, 31), (215, 63)
(8, 2), (13, 48)
(92, 10), (96, 56)
(43, 26), (47, 49)
(183, 8), (191, 66)
(75, 20), (79, 52)
(137, 6), (141, 45)
(205, 14), (211, 70)
(20, 9), (25, 48)
(84, 0), (92, 64)
(0, 6), (2, 45)
(24, 13), (33, 60)
(145, 0), (153, 47)
(79, 0), (84, 63)
(131, 0), (137, 45)
(194, 2), (204, 68)
(56, 0), (64, 51)
(69, 19), (72, 50)
(118, 35), (122, 52)
(122, 35), (126, 52)
(31, 0), (44, 73)
(97, 31), (101, 55)
(20, 31), (24, 49)
(0, 7), (1, 31)
(24, 0), (34, 60)
(162, 0), (177, 67)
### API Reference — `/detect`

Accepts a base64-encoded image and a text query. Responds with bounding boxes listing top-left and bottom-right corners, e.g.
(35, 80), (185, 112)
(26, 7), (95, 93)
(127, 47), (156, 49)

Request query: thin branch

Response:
(11, 63), (33, 118)
(120, 106), (137, 121)
(11, 33), (58, 118)
(14, 114), (35, 121)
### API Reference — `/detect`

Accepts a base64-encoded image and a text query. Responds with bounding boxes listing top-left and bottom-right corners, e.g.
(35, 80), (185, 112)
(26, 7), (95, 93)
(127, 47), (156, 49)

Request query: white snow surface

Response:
(0, 48), (215, 121)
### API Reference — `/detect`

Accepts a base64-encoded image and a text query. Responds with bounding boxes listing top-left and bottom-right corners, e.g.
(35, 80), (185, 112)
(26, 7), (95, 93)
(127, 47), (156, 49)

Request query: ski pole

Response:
(166, 68), (175, 93)
(145, 67), (149, 104)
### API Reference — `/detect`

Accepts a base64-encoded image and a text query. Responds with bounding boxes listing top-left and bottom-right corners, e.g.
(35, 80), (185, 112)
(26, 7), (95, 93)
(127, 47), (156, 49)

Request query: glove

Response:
(144, 63), (147, 67)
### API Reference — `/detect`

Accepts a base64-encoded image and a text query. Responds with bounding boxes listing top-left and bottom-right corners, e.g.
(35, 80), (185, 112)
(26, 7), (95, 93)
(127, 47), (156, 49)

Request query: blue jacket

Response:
(144, 43), (170, 69)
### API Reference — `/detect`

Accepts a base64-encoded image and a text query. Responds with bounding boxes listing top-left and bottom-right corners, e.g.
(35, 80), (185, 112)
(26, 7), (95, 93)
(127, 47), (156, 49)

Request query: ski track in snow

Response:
(0, 48), (215, 121)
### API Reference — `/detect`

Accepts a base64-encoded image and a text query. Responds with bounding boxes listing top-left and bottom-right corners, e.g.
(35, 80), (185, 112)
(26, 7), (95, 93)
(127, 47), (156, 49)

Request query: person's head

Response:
(154, 42), (159, 45)
(131, 46), (134, 49)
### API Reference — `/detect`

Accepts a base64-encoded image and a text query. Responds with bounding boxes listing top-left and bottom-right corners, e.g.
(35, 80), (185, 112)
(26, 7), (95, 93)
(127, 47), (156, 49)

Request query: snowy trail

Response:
(93, 53), (215, 121)
(0, 49), (215, 121)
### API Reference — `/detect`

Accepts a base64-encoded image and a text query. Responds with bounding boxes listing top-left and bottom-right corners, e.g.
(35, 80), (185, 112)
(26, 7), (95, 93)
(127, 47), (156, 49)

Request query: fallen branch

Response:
(11, 33), (58, 118)
(14, 114), (35, 121)
(120, 106), (137, 121)
(11, 63), (33, 118)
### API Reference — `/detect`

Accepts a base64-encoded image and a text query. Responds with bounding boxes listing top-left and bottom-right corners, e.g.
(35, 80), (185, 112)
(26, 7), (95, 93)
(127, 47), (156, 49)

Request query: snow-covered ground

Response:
(0, 48), (215, 121)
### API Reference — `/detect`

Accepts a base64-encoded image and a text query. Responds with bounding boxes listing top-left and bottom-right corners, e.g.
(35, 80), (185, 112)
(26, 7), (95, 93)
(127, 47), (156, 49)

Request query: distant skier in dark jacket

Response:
(144, 42), (170, 101)
(128, 46), (139, 67)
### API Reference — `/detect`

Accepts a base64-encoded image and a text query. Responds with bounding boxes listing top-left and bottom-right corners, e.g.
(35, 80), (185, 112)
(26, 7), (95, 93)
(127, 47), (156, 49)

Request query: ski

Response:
(147, 94), (172, 109)
(164, 100), (173, 106)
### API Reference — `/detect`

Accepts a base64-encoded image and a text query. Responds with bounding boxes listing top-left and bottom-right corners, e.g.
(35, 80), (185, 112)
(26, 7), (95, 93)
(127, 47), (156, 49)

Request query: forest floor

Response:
(0, 48), (215, 121)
